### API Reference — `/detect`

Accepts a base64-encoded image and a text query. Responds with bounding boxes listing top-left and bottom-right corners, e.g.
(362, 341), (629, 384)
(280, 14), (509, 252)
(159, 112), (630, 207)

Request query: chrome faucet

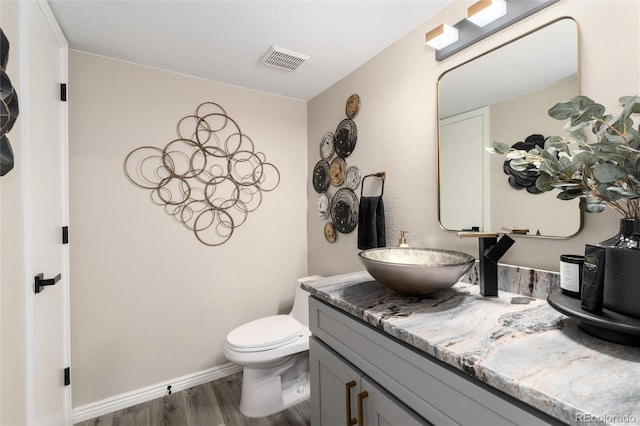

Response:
(457, 232), (515, 297)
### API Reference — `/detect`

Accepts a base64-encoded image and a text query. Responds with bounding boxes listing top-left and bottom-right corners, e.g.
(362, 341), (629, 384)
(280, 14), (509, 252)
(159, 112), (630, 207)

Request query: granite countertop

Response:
(303, 271), (640, 426)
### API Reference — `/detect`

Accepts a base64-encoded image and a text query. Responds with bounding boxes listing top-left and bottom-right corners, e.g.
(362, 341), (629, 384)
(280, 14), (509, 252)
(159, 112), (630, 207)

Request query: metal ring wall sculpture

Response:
(1, 28), (19, 177)
(124, 102), (280, 246)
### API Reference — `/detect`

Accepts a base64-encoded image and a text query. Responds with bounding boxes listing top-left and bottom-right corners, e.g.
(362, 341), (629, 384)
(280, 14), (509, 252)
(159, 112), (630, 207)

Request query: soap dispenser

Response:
(396, 230), (409, 248)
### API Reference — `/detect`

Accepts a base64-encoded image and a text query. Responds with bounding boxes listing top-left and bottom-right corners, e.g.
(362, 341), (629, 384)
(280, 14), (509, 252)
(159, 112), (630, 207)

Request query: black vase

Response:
(600, 219), (640, 318)
(599, 218), (640, 248)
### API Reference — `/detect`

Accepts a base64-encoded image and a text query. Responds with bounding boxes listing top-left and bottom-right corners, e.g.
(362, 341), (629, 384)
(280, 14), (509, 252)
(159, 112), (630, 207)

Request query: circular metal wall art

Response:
(334, 119), (357, 158)
(124, 102), (280, 246)
(0, 69), (19, 135)
(345, 166), (361, 190)
(503, 135), (545, 194)
(345, 94), (360, 119)
(0, 134), (14, 176)
(312, 160), (330, 193)
(0, 29), (18, 177)
(324, 222), (337, 243)
(320, 132), (335, 160)
(329, 157), (346, 187)
(316, 192), (330, 219)
(330, 188), (359, 234)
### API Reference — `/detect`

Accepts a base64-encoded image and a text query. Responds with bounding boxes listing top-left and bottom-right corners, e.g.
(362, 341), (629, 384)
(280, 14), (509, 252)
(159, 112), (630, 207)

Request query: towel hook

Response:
(361, 171), (386, 197)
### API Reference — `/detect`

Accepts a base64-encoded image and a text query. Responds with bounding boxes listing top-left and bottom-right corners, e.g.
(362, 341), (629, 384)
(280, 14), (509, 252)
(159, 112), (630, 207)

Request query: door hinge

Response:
(62, 226), (69, 244)
(60, 83), (67, 102)
(64, 367), (71, 386)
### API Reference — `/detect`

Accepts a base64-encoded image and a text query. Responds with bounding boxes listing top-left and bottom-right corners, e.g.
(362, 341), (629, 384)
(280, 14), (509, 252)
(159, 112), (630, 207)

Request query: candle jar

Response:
(560, 254), (584, 298)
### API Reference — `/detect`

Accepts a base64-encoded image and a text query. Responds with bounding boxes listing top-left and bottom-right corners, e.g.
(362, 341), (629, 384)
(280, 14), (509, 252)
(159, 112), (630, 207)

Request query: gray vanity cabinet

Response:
(309, 336), (361, 426)
(309, 297), (557, 426)
(310, 337), (428, 426)
(361, 376), (429, 426)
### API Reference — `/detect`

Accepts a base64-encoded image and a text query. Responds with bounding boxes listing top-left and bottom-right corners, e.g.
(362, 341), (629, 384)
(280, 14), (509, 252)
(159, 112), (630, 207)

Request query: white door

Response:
(22, 1), (71, 424)
(439, 107), (489, 231)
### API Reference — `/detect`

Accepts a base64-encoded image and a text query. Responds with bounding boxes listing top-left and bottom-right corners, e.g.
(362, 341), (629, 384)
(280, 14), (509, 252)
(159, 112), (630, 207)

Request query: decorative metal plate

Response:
(0, 135), (14, 176)
(0, 69), (19, 135)
(0, 29), (18, 177)
(329, 157), (347, 187)
(324, 221), (337, 243)
(345, 166), (361, 190)
(331, 188), (359, 234)
(320, 132), (335, 160)
(312, 160), (330, 193)
(0, 29), (8, 69)
(345, 94), (360, 119)
(316, 192), (330, 219)
(334, 119), (357, 158)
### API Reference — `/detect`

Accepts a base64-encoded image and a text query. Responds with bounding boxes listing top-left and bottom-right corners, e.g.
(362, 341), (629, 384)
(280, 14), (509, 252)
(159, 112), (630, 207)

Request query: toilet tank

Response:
(289, 275), (322, 327)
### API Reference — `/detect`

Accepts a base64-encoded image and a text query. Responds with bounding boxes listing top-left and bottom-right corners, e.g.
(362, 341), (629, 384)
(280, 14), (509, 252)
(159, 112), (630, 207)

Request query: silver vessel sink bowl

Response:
(359, 247), (475, 296)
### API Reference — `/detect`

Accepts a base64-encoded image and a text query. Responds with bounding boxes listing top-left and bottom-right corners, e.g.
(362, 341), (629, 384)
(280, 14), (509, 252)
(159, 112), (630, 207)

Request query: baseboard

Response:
(72, 362), (243, 424)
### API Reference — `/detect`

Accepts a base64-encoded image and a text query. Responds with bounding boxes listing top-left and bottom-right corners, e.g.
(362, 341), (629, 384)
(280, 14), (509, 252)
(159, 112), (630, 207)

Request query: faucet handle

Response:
(457, 232), (515, 262)
(485, 234), (515, 262)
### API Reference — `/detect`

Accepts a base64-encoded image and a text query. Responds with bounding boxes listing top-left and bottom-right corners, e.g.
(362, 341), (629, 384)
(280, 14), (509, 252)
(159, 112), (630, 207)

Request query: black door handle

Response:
(34, 273), (61, 293)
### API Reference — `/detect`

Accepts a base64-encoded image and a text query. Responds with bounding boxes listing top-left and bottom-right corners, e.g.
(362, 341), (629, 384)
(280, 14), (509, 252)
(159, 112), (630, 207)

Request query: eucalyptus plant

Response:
(489, 95), (640, 218)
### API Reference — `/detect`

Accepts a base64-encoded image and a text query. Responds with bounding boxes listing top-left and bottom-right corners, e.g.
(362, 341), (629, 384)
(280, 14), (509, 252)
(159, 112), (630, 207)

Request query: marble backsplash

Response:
(461, 262), (559, 299)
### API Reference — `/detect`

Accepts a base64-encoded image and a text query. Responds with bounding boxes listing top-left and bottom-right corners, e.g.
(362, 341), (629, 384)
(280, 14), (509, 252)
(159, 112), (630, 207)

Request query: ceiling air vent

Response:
(261, 46), (309, 72)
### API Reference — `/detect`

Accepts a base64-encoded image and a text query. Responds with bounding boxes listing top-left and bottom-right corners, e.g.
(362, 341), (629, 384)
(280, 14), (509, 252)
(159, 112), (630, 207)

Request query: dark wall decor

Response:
(503, 134), (546, 194)
(331, 187), (359, 234)
(334, 118), (357, 158)
(1, 28), (19, 177)
(313, 94), (362, 243)
(125, 102), (280, 246)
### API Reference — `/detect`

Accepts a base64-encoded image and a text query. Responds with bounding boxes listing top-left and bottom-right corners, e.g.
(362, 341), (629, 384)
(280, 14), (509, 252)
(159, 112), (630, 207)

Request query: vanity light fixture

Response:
(424, 24), (459, 50)
(467, 0), (507, 27)
(427, 0), (560, 61)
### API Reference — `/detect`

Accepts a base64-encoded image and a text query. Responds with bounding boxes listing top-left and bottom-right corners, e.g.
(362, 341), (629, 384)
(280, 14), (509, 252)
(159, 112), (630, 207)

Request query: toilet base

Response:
(239, 352), (310, 418)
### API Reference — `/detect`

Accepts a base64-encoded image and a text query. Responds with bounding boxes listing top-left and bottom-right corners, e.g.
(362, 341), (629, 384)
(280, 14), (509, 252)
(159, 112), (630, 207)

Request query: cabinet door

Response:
(310, 337), (363, 426)
(361, 377), (431, 426)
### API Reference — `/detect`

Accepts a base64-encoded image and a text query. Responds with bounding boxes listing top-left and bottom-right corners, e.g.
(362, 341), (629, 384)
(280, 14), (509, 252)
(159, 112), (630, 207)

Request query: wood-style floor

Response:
(75, 373), (310, 426)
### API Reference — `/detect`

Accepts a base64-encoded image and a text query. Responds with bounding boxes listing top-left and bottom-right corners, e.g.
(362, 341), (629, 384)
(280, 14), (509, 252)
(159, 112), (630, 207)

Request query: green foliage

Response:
(488, 95), (640, 218)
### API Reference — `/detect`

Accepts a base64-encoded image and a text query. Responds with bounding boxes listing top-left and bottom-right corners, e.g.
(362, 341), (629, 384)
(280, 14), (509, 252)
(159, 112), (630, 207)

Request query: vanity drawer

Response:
(309, 297), (558, 426)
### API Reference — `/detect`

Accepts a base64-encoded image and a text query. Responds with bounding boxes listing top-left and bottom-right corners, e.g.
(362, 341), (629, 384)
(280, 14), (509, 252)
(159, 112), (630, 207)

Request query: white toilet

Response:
(224, 275), (322, 418)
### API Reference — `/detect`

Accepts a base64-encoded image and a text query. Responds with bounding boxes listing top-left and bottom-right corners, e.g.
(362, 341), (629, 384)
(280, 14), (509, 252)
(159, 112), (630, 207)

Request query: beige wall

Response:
(0, 1), (28, 424)
(68, 52), (308, 406)
(307, 0), (640, 275)
(489, 78), (579, 237)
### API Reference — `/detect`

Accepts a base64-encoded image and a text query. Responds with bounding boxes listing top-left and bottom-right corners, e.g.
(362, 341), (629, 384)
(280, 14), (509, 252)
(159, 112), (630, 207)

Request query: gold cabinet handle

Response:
(345, 380), (357, 426)
(357, 390), (369, 426)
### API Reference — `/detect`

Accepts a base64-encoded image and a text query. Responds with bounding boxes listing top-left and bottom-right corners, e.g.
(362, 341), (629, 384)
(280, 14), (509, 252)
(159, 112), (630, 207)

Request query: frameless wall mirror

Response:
(437, 18), (580, 238)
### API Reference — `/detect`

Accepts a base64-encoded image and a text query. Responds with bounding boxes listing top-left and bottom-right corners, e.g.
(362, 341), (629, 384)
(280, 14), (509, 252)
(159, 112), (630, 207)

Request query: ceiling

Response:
(48, 0), (453, 101)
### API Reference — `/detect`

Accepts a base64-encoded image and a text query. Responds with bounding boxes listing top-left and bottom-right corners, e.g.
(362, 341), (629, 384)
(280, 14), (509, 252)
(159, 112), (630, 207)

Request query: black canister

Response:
(581, 245), (605, 314)
(560, 254), (584, 298)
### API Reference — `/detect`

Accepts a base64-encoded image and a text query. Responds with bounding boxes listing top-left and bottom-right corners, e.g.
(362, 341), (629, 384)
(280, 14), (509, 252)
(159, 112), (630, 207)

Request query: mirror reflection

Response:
(437, 18), (580, 238)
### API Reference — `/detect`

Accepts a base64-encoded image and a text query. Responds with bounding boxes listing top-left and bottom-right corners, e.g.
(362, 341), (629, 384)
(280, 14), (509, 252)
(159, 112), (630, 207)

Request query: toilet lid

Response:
(226, 315), (305, 352)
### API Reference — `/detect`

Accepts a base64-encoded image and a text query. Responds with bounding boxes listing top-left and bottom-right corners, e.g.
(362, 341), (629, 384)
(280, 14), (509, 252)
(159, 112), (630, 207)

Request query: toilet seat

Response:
(227, 315), (304, 352)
